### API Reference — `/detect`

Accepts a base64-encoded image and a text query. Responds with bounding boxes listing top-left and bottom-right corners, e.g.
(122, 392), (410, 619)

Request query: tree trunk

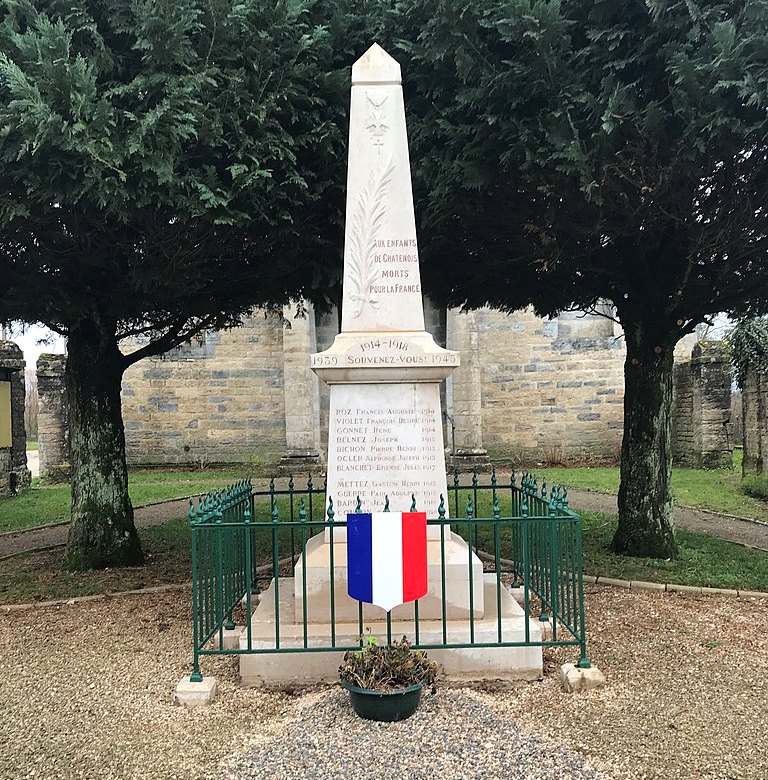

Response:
(64, 319), (144, 570)
(612, 324), (679, 559)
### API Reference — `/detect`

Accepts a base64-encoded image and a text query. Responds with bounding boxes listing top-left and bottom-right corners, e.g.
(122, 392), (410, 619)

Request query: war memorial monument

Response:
(232, 44), (542, 686)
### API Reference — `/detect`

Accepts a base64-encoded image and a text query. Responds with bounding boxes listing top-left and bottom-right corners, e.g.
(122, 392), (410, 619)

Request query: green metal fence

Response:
(188, 470), (590, 682)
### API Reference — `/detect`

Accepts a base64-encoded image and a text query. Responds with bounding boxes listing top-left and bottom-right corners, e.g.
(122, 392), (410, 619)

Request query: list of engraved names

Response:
(328, 389), (444, 515)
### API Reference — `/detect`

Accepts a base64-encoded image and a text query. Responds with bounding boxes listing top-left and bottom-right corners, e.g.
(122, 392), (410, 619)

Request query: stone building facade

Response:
(111, 305), (630, 470)
(0, 341), (31, 495)
(37, 307), (734, 479)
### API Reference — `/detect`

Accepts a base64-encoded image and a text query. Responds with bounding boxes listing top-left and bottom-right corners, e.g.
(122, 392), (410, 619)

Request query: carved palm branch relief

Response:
(347, 156), (396, 319)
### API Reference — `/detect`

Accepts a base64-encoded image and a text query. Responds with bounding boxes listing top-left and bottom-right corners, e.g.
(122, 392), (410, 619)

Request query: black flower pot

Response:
(341, 680), (422, 722)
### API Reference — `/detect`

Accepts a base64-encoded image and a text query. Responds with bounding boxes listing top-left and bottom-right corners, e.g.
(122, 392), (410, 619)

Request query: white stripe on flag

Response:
(371, 512), (403, 612)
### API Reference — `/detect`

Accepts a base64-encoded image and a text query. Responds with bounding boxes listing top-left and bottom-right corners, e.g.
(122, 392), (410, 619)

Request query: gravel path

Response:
(218, 688), (611, 780)
(1, 588), (767, 780)
(3, 487), (766, 560)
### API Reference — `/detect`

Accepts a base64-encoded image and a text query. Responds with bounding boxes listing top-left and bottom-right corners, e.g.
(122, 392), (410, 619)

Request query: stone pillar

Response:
(0, 341), (31, 495)
(691, 343), (733, 468)
(742, 368), (768, 477)
(671, 342), (733, 468)
(279, 303), (321, 471)
(37, 354), (70, 483)
(446, 308), (489, 471)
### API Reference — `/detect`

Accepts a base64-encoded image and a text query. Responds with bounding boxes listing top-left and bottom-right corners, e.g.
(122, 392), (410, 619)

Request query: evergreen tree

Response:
(396, 0), (768, 557)
(0, 0), (358, 569)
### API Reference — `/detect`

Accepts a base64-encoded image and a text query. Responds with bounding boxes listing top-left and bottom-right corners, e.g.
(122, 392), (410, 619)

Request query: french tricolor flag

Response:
(347, 512), (428, 612)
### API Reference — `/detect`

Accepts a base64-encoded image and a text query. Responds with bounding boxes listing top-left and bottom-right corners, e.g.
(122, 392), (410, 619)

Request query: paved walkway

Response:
(1, 489), (766, 560)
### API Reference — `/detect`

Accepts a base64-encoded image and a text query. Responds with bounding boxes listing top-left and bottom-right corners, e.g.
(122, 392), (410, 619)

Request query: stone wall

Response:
(470, 308), (626, 463)
(742, 369), (768, 476)
(0, 341), (31, 495)
(37, 308), (724, 471)
(120, 314), (287, 466)
(37, 354), (69, 483)
(671, 342), (733, 468)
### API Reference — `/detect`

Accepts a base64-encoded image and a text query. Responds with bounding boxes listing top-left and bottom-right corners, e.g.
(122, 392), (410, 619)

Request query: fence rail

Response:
(188, 471), (590, 682)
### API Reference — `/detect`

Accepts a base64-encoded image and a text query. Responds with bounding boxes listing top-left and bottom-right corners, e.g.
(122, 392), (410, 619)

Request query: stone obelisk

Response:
(311, 43), (458, 523)
(298, 43), (485, 624)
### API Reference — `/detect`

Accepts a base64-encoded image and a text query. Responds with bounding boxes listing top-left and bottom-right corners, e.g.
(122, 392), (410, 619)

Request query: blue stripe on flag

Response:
(347, 513), (373, 603)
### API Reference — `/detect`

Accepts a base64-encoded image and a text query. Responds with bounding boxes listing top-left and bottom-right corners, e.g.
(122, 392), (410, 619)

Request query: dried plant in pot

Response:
(339, 635), (438, 722)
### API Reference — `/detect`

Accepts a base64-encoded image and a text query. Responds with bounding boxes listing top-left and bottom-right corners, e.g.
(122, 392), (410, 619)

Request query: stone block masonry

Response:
(742, 367), (768, 476)
(120, 315), (287, 466)
(37, 310), (724, 471)
(472, 307), (626, 463)
(37, 354), (69, 483)
(672, 342), (733, 468)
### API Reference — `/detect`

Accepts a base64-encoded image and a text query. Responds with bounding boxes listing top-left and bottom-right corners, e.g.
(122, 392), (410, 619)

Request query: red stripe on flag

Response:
(401, 512), (428, 602)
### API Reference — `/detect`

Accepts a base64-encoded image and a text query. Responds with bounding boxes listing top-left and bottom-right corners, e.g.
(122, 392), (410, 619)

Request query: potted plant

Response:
(339, 635), (438, 722)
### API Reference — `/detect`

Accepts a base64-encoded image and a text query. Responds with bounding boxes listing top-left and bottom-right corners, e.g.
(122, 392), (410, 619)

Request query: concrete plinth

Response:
(294, 530), (485, 623)
(239, 575), (542, 687)
(560, 663), (606, 693)
(173, 676), (217, 706)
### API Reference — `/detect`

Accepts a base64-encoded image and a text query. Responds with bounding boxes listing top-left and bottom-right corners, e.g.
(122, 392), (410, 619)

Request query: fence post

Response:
(244, 484), (253, 652)
(190, 499), (203, 683)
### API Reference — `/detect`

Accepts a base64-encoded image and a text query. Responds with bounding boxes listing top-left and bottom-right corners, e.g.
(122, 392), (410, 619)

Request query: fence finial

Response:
(384, 496), (390, 512)
(410, 494), (417, 512)
(327, 496), (335, 521)
(438, 494), (446, 519)
(355, 495), (362, 512)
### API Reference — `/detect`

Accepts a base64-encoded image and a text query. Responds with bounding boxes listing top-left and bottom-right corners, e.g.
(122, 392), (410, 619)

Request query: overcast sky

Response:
(7, 324), (65, 369)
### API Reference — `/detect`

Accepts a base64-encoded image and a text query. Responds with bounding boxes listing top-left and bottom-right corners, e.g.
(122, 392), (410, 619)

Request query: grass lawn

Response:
(543, 449), (768, 522)
(579, 511), (768, 590)
(1, 508), (766, 605)
(0, 469), (249, 532)
(25, 440), (38, 451)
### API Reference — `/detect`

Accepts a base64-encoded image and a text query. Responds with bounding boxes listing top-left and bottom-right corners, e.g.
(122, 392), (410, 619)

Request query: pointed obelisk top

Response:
(352, 43), (402, 86)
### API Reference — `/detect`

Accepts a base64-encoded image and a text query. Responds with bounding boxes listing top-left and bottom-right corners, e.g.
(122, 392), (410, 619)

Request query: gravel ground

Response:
(1, 588), (766, 780)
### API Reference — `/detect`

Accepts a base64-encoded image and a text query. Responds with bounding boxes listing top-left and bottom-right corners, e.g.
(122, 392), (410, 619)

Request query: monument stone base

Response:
(294, 530), (485, 623)
(239, 575), (542, 687)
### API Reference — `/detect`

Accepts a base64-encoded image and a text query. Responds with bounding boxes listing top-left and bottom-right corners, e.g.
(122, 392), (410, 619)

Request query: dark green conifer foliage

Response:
(396, 0), (768, 558)
(0, 0), (362, 569)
